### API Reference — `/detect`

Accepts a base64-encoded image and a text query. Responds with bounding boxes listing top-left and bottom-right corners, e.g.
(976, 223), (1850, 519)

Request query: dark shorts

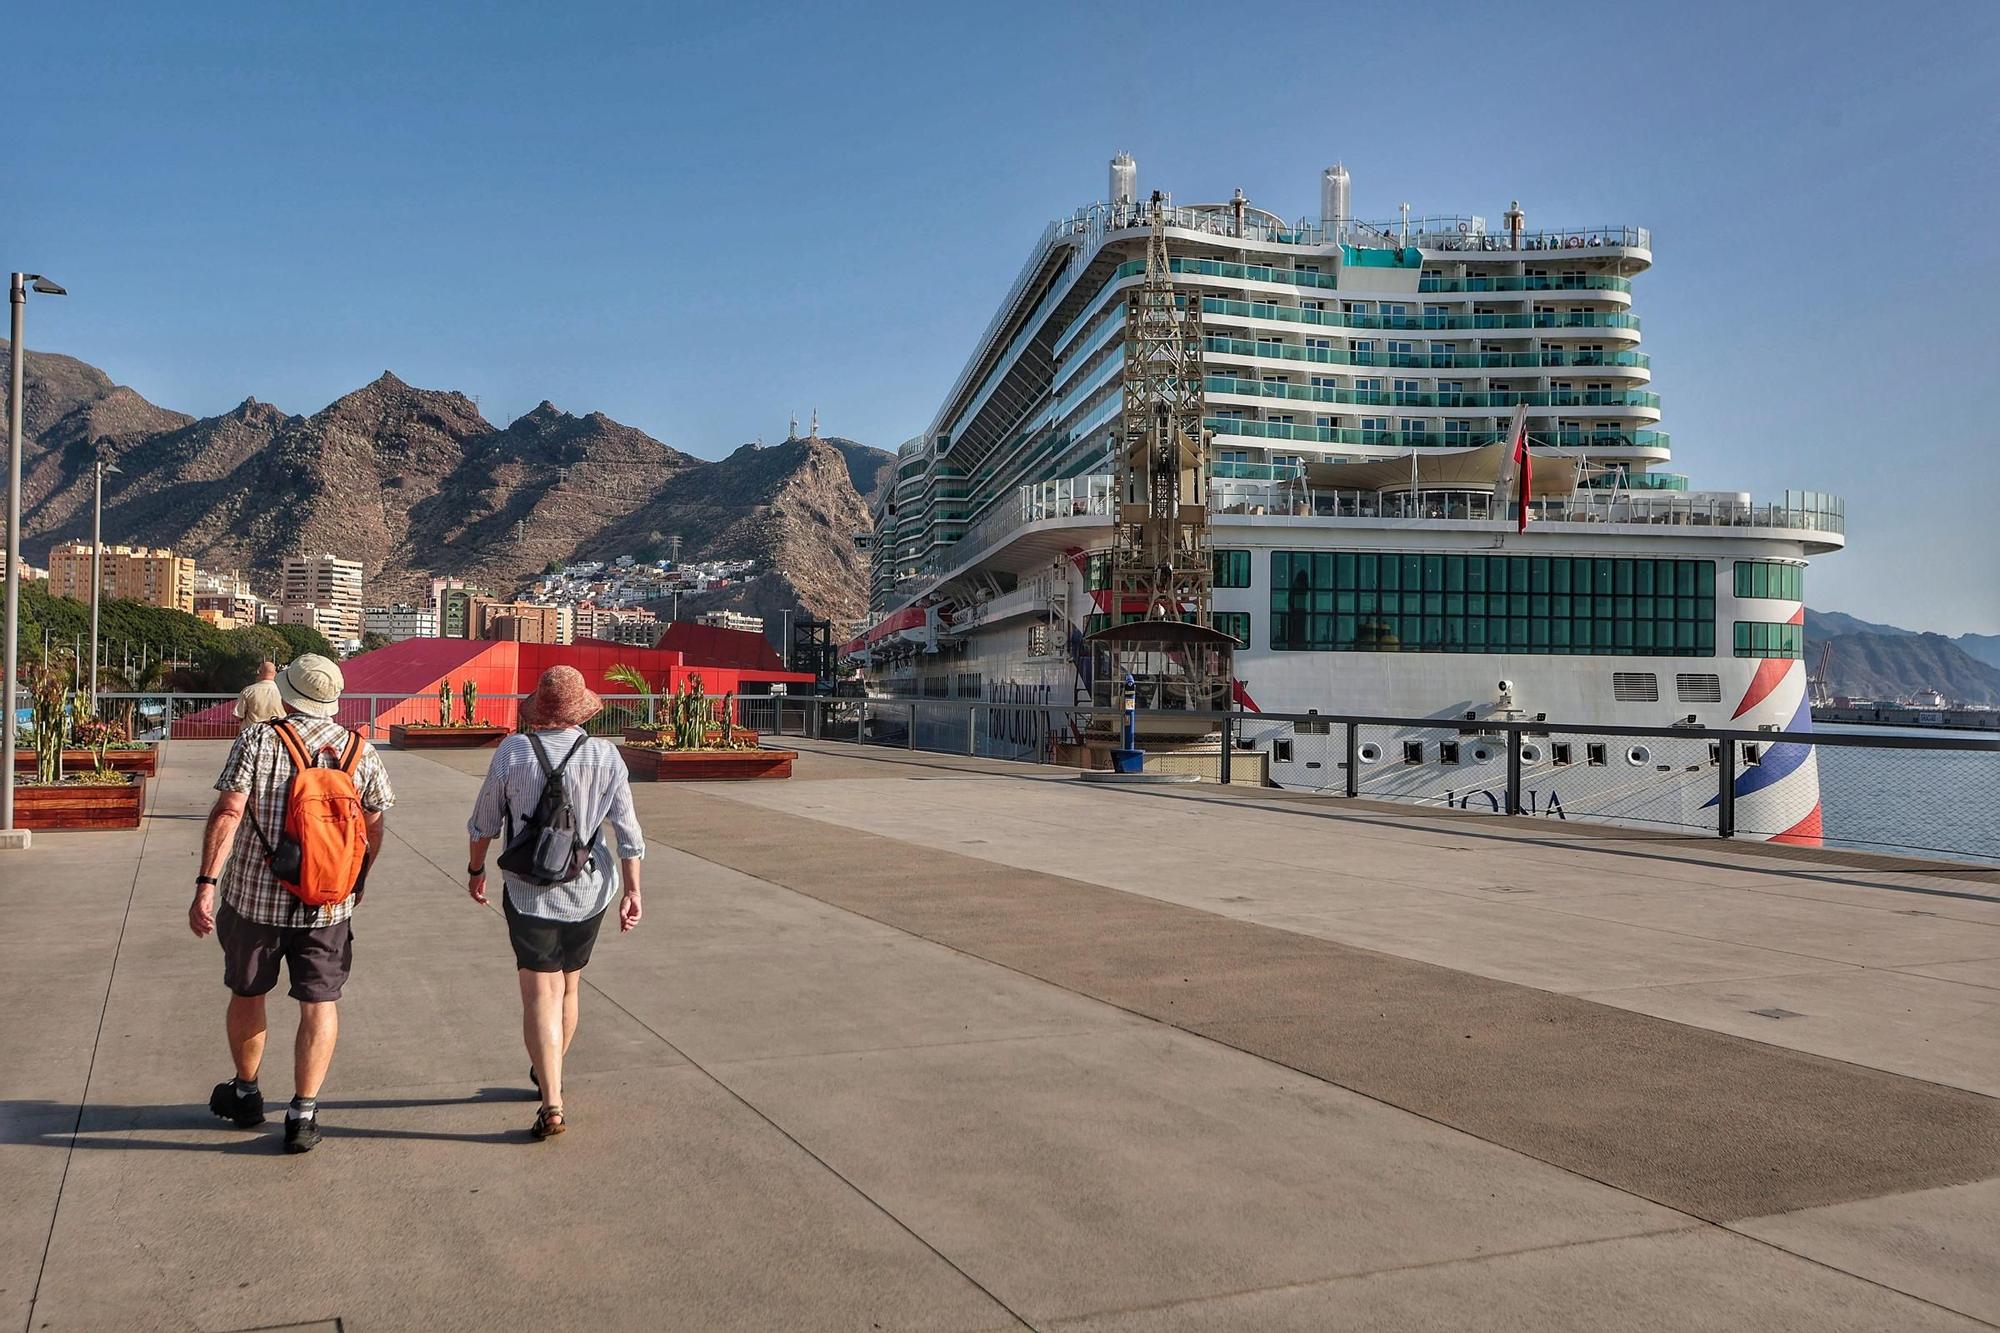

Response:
(504, 894), (607, 973)
(217, 903), (353, 1002)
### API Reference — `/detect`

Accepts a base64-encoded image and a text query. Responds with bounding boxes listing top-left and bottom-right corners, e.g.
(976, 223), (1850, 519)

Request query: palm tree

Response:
(603, 664), (653, 737)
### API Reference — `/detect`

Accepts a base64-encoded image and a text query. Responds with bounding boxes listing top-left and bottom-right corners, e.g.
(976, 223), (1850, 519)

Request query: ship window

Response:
(1733, 621), (1804, 659)
(1211, 612), (1250, 645)
(1733, 560), (1803, 602)
(1551, 742), (1572, 766)
(1439, 741), (1461, 764)
(1269, 551), (1716, 657)
(1586, 743), (1608, 767)
(1212, 551), (1252, 588)
(1273, 738), (1294, 763)
(1403, 741), (1425, 764)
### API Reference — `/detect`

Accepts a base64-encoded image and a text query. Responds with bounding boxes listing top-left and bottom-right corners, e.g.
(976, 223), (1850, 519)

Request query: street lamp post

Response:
(88, 457), (122, 712)
(3, 272), (66, 841)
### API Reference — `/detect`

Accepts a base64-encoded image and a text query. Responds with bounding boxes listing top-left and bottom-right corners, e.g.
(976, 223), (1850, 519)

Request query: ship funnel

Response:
(1321, 162), (1351, 235)
(1110, 152), (1137, 206)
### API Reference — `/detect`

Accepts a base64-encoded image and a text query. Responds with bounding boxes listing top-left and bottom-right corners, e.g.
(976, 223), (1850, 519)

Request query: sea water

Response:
(1813, 724), (2000, 864)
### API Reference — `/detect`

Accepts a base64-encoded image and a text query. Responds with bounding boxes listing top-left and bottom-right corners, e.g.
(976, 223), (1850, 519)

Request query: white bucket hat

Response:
(276, 653), (344, 718)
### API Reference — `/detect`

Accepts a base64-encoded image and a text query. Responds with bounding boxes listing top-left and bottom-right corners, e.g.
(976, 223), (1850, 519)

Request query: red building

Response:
(175, 633), (812, 738)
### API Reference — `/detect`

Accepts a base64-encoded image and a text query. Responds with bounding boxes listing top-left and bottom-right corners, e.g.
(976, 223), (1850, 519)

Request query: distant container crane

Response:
(1808, 642), (1835, 707)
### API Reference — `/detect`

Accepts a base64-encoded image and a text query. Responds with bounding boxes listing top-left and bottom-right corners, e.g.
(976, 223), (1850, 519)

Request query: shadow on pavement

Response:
(3, 1087), (541, 1152)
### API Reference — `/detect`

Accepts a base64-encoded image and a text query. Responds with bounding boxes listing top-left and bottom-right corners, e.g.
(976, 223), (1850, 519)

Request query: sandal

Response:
(532, 1105), (566, 1140)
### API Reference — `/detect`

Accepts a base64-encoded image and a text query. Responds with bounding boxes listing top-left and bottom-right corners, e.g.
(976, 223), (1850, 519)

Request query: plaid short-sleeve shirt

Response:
(215, 717), (395, 928)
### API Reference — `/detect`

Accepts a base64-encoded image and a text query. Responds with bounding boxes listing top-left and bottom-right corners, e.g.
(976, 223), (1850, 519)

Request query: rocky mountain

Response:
(1958, 634), (2000, 672)
(7, 345), (891, 627)
(1805, 610), (2000, 706)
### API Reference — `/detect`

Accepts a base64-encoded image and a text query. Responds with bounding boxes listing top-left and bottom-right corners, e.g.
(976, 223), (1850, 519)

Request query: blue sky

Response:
(9, 1), (1997, 632)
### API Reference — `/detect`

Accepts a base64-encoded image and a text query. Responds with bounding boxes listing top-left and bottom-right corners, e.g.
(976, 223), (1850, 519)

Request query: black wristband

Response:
(195, 875), (217, 887)
(468, 865), (485, 876)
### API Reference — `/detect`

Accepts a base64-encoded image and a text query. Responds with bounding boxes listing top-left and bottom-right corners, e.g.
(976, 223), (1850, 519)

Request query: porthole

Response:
(1626, 745), (1652, 767)
(1356, 742), (1382, 764)
(1469, 744), (1497, 764)
(1519, 743), (1544, 764)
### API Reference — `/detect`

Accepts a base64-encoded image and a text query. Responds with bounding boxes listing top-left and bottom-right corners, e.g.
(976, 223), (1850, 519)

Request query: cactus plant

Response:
(29, 670), (74, 784)
(438, 679), (453, 727)
(461, 679), (478, 725)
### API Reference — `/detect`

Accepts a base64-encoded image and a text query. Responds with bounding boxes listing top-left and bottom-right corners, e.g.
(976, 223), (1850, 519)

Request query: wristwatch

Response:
(195, 875), (218, 887)
(467, 865), (485, 876)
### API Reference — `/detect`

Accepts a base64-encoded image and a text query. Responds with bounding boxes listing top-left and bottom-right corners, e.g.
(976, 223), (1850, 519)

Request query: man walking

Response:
(189, 653), (393, 1153)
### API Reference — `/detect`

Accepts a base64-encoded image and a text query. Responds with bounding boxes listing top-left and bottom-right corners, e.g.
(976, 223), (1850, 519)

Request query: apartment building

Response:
(48, 543), (196, 612)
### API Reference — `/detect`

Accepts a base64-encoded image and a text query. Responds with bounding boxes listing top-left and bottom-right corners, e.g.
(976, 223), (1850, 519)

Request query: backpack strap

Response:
(244, 719), (304, 858)
(336, 729), (365, 775)
(268, 717), (313, 771)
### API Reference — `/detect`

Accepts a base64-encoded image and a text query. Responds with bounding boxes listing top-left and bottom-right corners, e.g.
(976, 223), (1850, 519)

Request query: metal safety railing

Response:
(731, 696), (2000, 865)
(49, 692), (1997, 864)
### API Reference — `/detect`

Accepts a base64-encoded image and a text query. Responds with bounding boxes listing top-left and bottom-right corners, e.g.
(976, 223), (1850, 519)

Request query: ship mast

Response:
(1109, 192), (1212, 625)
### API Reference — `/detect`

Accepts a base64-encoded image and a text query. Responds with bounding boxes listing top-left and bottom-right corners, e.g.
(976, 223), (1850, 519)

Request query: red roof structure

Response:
(653, 621), (788, 673)
(174, 635), (813, 739)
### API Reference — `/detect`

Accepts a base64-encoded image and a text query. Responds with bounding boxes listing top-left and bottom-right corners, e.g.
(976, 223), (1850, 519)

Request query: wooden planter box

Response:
(389, 724), (512, 749)
(14, 775), (147, 830)
(622, 727), (761, 747)
(15, 747), (159, 777)
(616, 745), (795, 781)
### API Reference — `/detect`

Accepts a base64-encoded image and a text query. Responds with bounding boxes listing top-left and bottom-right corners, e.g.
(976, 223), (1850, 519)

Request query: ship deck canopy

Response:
(1301, 441), (1581, 496)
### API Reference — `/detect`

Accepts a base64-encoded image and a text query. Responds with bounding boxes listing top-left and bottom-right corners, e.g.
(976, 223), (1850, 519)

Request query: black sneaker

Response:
(283, 1115), (321, 1154)
(209, 1081), (265, 1128)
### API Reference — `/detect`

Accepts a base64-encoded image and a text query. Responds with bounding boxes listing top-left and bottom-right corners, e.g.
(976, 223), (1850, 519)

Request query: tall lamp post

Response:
(88, 457), (122, 712)
(3, 272), (67, 842)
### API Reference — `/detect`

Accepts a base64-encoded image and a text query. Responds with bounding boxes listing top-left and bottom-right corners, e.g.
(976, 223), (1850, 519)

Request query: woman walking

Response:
(466, 666), (644, 1139)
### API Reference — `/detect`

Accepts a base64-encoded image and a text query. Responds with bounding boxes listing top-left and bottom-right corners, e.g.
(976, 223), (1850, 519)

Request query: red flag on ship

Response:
(1509, 407), (1532, 533)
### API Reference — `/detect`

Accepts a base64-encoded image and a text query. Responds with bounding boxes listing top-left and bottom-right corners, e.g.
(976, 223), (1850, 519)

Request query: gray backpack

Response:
(496, 733), (599, 887)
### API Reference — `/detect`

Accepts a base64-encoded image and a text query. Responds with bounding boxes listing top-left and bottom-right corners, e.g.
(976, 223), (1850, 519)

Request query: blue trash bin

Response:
(1110, 747), (1145, 774)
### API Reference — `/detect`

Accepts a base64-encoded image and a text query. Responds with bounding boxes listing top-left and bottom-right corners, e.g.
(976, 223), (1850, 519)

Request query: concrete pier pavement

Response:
(3, 737), (1998, 1331)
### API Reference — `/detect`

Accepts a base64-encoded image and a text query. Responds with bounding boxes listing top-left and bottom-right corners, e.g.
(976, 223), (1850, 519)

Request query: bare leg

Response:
(519, 970), (565, 1111)
(226, 994), (267, 1081)
(293, 1001), (339, 1100)
(561, 970), (582, 1056)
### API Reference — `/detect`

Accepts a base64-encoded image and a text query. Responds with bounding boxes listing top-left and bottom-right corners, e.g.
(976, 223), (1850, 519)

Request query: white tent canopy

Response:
(1299, 441), (1581, 497)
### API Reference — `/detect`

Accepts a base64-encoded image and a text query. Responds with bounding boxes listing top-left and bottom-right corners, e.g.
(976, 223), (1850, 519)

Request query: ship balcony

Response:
(1207, 418), (1671, 455)
(1107, 257), (1634, 300)
(1207, 481), (1843, 551)
(1205, 377), (1661, 414)
(1200, 337), (1652, 380)
(1200, 296), (1642, 338)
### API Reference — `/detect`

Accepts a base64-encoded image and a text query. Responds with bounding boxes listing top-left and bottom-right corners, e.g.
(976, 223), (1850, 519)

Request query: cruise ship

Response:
(845, 157), (1845, 843)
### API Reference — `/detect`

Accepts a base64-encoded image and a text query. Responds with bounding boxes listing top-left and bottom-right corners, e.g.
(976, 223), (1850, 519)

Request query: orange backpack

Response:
(248, 720), (371, 908)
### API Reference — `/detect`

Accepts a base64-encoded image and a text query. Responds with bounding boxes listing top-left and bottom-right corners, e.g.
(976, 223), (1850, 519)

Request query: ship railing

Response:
(957, 473), (1119, 559)
(1207, 483), (1846, 535)
(736, 697), (1999, 867)
(1061, 202), (1649, 254)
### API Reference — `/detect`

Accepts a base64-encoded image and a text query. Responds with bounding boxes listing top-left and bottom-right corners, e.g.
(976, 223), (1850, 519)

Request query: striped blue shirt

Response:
(467, 728), (645, 923)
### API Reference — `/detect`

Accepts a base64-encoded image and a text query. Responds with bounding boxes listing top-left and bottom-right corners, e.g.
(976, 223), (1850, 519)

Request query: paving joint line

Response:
(22, 811), (156, 1333)
(385, 820), (1040, 1332)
